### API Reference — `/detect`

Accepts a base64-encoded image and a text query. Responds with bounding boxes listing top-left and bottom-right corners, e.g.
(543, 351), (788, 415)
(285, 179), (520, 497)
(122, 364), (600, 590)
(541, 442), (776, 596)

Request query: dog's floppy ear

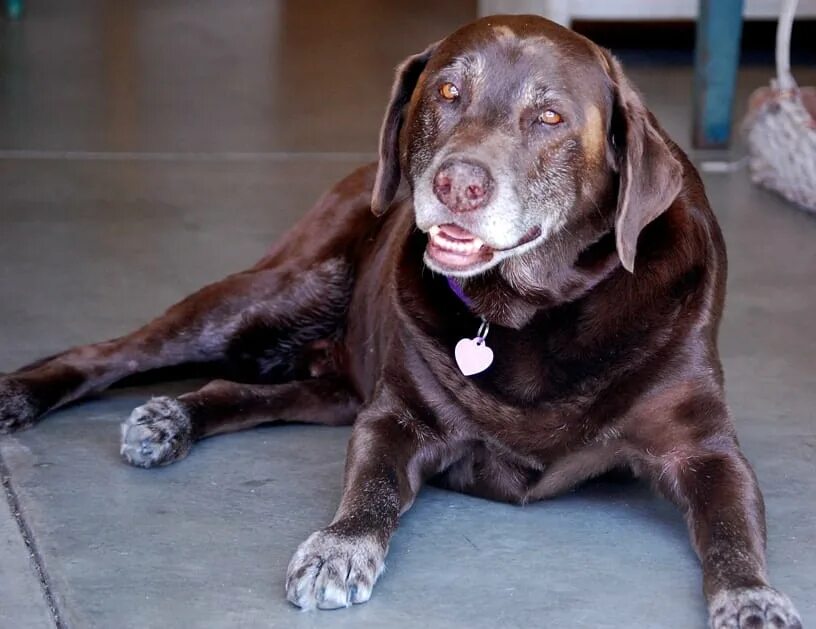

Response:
(371, 42), (438, 217)
(604, 52), (683, 273)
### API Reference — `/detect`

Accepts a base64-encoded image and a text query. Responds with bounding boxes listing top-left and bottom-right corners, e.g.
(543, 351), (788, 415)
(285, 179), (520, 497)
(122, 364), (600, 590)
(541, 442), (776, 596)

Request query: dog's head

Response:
(372, 15), (682, 277)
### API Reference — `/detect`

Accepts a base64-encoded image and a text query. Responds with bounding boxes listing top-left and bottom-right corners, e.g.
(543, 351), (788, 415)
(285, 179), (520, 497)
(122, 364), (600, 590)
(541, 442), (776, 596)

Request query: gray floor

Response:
(1, 2), (815, 628)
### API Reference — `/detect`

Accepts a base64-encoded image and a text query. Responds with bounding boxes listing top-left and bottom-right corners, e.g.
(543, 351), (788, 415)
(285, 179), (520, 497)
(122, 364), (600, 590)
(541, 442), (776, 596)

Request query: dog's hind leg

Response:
(0, 258), (352, 433)
(120, 376), (359, 468)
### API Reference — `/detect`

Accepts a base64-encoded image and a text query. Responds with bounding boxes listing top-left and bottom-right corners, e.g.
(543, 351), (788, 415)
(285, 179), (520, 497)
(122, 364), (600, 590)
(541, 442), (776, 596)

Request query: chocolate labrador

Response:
(0, 15), (802, 628)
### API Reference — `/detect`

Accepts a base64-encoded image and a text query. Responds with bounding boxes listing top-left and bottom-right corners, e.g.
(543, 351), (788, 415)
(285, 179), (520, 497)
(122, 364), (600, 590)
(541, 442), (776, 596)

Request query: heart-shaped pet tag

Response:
(454, 336), (494, 376)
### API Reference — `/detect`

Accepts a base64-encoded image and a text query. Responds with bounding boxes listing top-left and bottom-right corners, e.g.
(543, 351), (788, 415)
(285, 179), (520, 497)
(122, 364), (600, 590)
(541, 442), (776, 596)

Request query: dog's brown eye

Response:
(537, 110), (563, 125)
(439, 82), (460, 101)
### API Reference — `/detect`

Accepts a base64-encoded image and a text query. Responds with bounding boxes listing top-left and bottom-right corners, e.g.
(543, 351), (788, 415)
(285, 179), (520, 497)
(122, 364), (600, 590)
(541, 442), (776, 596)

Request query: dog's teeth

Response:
(429, 225), (441, 237)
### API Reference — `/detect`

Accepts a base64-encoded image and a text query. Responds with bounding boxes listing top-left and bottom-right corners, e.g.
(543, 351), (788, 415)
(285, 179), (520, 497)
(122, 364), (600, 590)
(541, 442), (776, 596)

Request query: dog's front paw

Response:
(120, 397), (193, 468)
(709, 586), (802, 629)
(0, 376), (40, 434)
(286, 529), (386, 610)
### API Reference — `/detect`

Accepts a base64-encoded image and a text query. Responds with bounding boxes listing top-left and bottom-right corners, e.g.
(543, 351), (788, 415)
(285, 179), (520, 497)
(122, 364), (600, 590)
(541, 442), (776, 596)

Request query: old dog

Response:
(0, 15), (802, 628)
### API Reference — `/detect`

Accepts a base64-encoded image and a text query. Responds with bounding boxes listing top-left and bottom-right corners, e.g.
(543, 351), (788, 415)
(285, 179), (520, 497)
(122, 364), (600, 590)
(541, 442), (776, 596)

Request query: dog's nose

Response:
(433, 159), (494, 213)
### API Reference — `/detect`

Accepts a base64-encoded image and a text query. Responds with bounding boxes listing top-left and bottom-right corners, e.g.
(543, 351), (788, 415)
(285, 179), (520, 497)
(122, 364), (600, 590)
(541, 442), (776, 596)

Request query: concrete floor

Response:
(1, 2), (815, 628)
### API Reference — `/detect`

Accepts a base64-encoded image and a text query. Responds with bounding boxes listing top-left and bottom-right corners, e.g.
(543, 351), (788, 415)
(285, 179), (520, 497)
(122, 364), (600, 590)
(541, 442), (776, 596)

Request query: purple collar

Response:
(446, 276), (474, 309)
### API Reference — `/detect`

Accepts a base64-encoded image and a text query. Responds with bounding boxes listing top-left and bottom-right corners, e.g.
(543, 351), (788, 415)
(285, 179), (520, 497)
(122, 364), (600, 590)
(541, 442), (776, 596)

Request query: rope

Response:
(775, 0), (798, 90)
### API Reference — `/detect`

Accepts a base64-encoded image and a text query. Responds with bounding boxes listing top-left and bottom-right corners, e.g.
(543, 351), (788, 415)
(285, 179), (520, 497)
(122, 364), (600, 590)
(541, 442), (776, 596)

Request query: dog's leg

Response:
(285, 391), (451, 610)
(0, 258), (350, 433)
(653, 435), (802, 629)
(119, 376), (359, 468)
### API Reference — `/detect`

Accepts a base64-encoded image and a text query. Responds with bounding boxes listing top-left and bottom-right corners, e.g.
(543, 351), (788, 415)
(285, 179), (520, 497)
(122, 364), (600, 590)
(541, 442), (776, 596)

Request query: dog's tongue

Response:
(438, 224), (478, 241)
(439, 223), (484, 240)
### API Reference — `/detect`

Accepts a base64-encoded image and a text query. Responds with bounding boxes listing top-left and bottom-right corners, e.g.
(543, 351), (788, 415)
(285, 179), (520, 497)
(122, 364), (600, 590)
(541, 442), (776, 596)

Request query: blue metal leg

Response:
(693, 0), (745, 149)
(5, 0), (23, 19)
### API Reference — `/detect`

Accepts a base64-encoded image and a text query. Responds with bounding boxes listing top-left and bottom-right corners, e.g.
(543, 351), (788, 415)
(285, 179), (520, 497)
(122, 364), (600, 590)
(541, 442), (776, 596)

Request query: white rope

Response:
(775, 0), (798, 90)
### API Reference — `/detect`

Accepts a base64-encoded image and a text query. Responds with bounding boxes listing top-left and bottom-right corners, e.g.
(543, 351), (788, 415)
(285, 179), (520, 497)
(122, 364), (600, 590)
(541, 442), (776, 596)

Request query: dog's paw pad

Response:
(0, 377), (40, 434)
(285, 529), (385, 610)
(120, 397), (193, 468)
(709, 586), (802, 629)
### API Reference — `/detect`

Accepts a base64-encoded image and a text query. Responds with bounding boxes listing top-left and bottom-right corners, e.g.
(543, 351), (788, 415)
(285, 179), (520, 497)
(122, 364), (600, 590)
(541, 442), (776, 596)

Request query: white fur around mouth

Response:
(429, 225), (485, 254)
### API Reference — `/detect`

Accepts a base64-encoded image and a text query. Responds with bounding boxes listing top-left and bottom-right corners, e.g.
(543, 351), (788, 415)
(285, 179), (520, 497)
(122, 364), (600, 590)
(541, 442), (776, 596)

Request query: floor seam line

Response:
(0, 450), (67, 629)
(0, 150), (377, 162)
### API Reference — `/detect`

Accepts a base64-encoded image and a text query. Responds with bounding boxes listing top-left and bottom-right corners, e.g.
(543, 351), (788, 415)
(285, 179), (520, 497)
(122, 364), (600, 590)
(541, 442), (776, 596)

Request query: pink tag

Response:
(454, 337), (494, 376)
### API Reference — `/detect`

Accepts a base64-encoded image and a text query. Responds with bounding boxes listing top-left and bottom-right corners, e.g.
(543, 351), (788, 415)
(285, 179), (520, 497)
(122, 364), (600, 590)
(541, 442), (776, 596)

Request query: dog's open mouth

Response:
(426, 223), (542, 271)
(426, 224), (492, 269)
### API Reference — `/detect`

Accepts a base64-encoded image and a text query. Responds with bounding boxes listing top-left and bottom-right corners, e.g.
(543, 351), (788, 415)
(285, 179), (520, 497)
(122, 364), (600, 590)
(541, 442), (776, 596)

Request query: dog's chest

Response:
(462, 397), (602, 463)
(448, 327), (620, 458)
(465, 322), (604, 402)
